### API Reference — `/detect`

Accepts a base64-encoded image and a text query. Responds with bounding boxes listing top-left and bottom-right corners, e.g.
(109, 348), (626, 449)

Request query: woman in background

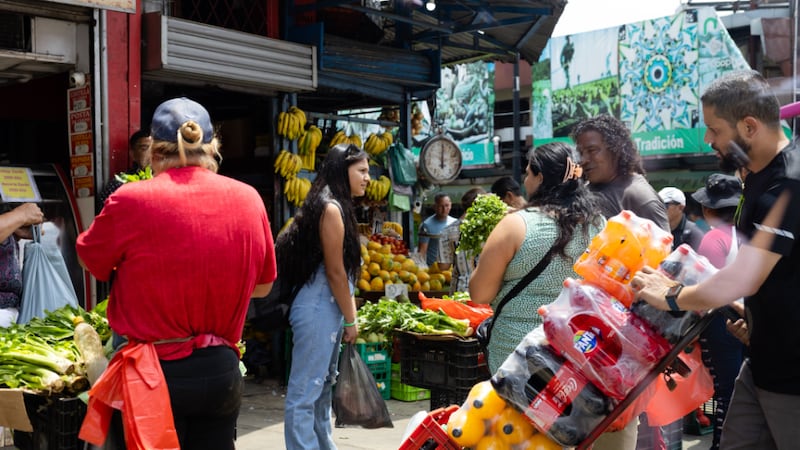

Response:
(276, 143), (370, 449)
(77, 98), (276, 450)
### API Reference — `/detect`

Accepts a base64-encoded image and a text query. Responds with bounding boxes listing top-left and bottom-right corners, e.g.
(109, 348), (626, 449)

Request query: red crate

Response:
(398, 405), (460, 450)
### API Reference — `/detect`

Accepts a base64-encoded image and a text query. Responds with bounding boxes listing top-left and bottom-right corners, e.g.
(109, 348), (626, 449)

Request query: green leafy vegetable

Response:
(356, 299), (470, 337)
(457, 193), (508, 256)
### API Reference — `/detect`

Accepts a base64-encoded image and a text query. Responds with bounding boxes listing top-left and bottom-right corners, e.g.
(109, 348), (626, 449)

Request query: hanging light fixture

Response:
(425, 0), (436, 12)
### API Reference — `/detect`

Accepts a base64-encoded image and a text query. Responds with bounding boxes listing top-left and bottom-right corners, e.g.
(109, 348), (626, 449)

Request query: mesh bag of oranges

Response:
(446, 381), (562, 449)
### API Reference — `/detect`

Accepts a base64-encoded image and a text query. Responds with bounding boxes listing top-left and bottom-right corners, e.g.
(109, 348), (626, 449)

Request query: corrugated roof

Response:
(303, 0), (566, 66)
(402, 0), (566, 65)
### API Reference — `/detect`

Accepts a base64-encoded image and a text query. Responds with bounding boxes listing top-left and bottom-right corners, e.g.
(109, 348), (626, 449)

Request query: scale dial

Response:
(419, 135), (463, 184)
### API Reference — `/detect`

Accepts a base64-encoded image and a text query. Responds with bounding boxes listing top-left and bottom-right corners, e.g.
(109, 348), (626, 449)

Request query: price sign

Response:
(384, 283), (408, 300)
(0, 167), (41, 202)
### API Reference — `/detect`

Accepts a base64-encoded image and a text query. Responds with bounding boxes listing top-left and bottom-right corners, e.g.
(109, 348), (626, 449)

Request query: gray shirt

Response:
(589, 173), (669, 231)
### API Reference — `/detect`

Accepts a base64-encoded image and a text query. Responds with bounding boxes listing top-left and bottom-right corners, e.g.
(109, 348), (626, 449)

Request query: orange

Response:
(416, 270), (430, 283)
(380, 244), (392, 254)
(361, 254), (370, 265)
(361, 269), (371, 281)
(357, 279), (371, 292)
(526, 433), (562, 450)
(379, 270), (391, 281)
(447, 408), (487, 447)
(369, 277), (384, 291)
(442, 270), (452, 283)
(398, 270), (411, 283)
(368, 262), (381, 277)
(367, 241), (382, 251)
(412, 281), (422, 291)
(421, 281), (430, 291)
(493, 407), (535, 446)
(429, 279), (443, 291)
(475, 435), (511, 450)
(393, 254), (407, 263)
(381, 258), (393, 271)
(371, 252), (383, 265)
(468, 381), (507, 420)
(401, 258), (418, 273)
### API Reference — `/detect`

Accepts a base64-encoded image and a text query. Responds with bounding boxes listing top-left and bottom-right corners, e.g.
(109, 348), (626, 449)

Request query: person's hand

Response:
(342, 324), (358, 344)
(14, 203), (44, 226)
(725, 301), (749, 345)
(630, 265), (678, 310)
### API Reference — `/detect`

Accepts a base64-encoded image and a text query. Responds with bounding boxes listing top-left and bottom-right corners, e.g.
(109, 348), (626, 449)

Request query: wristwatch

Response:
(665, 283), (684, 312)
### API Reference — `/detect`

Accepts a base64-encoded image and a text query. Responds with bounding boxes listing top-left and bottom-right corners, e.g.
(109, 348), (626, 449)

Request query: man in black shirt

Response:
(632, 70), (799, 449)
(658, 186), (705, 250)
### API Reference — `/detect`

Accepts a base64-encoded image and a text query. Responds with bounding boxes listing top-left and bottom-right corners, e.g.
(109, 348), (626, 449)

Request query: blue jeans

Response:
(284, 266), (349, 450)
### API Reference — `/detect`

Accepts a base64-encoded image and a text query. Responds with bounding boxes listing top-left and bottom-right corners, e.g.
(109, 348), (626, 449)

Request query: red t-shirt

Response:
(77, 166), (276, 360)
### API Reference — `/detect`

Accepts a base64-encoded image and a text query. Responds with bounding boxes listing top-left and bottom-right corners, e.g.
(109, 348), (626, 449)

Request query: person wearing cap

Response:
(632, 70), (800, 449)
(77, 97), (276, 450)
(691, 173), (745, 450)
(658, 186), (705, 250)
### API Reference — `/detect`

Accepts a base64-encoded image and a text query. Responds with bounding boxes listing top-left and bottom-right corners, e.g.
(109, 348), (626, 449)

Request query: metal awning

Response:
(284, 0), (564, 109)
(142, 13), (317, 96)
(293, 0), (566, 66)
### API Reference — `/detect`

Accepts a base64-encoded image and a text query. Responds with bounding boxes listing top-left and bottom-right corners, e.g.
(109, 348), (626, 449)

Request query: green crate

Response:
(371, 361), (391, 400)
(356, 342), (390, 364)
(391, 363), (430, 401)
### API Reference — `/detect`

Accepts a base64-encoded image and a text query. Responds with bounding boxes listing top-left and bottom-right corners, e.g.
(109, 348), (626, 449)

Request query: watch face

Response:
(421, 137), (462, 183)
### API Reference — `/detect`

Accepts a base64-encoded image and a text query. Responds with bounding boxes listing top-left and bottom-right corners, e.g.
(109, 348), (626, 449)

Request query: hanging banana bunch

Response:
(277, 106), (307, 141)
(297, 125), (322, 171)
(382, 221), (403, 236)
(363, 131), (394, 156)
(365, 175), (392, 201)
(273, 149), (302, 179)
(329, 130), (363, 149)
(283, 176), (313, 207)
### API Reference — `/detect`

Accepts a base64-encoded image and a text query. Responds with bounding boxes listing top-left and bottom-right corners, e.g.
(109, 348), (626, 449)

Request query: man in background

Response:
(439, 187), (486, 294)
(659, 186), (705, 250)
(417, 193), (457, 266)
(98, 129), (152, 206)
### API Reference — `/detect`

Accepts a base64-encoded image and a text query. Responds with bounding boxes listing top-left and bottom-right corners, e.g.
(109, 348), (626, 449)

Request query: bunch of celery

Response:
(0, 303), (109, 394)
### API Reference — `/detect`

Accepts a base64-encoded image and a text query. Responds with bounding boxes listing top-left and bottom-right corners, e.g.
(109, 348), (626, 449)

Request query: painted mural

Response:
(533, 7), (750, 156)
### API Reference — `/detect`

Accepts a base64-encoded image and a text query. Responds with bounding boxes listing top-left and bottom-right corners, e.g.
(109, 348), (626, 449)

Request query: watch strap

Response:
(666, 284), (683, 312)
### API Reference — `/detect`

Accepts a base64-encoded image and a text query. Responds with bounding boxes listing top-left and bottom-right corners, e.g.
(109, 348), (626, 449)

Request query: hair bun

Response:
(179, 120), (203, 144)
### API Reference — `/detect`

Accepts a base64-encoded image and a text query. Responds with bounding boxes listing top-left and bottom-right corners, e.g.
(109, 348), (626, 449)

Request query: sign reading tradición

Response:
(531, 7), (751, 157)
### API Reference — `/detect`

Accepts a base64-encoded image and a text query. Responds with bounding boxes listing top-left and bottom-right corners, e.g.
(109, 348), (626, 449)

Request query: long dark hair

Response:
(275, 143), (367, 297)
(569, 114), (644, 177)
(527, 142), (603, 258)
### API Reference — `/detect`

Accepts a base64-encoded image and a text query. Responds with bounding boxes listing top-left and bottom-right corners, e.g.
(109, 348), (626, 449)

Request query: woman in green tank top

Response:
(470, 142), (606, 371)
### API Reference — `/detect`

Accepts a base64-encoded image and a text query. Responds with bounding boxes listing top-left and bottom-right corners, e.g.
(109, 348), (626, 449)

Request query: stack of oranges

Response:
(357, 241), (451, 293)
(446, 381), (562, 450)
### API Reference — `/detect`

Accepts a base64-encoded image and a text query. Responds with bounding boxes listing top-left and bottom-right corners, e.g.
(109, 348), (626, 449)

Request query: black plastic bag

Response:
(332, 343), (393, 429)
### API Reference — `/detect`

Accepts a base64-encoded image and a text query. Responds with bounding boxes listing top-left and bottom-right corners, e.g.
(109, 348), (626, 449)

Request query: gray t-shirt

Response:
(589, 173), (669, 231)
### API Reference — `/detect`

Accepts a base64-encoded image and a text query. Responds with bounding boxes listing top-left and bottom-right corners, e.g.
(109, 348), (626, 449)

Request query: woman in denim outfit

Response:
(276, 143), (370, 449)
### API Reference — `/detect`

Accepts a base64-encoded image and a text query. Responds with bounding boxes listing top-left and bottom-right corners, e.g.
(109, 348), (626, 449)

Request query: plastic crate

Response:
(369, 359), (391, 400)
(391, 364), (430, 402)
(397, 332), (490, 391)
(429, 387), (471, 411)
(683, 398), (715, 436)
(356, 341), (390, 364)
(398, 405), (460, 450)
(13, 394), (87, 450)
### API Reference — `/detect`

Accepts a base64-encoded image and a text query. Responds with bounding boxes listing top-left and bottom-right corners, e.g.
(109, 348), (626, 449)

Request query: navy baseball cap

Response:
(150, 97), (214, 143)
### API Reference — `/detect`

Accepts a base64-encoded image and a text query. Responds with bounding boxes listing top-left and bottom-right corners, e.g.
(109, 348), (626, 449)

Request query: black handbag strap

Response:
(488, 246), (557, 334)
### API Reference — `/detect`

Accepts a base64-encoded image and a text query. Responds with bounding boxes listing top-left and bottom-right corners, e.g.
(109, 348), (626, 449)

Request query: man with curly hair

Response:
(570, 114), (669, 449)
(571, 114), (668, 231)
